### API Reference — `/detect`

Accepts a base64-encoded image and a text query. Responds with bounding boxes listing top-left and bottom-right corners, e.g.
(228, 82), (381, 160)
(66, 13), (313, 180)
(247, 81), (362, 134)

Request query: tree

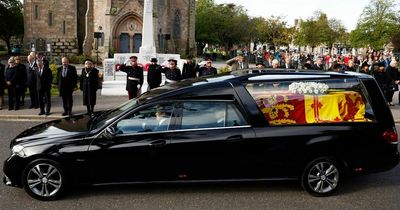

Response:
(391, 29), (400, 52)
(195, 0), (218, 55)
(264, 16), (289, 49)
(195, 0), (251, 54)
(294, 18), (320, 51)
(349, 0), (399, 49)
(0, 0), (24, 54)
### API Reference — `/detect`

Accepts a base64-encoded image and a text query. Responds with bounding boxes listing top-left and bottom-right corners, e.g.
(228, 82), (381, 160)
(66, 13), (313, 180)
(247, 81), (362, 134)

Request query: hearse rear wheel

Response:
(301, 157), (340, 196)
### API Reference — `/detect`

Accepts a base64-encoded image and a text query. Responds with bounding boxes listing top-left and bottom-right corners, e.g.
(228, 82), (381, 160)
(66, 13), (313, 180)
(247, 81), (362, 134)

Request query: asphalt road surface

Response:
(0, 121), (399, 210)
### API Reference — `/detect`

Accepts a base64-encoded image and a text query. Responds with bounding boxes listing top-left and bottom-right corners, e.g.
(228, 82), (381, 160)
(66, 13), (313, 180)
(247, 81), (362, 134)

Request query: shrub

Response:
(49, 63), (58, 84)
(0, 45), (6, 51)
(218, 65), (231, 74)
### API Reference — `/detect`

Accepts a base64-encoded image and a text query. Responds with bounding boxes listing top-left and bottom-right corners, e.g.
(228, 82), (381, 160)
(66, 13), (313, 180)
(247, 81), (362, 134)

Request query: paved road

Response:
(0, 121), (399, 210)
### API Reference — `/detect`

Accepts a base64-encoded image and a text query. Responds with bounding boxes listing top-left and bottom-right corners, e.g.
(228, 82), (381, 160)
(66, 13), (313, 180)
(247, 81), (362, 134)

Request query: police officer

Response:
(162, 59), (182, 84)
(119, 56), (144, 99)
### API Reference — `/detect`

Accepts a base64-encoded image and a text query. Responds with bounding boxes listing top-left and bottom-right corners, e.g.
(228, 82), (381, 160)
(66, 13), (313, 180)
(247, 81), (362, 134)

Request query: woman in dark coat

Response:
(80, 59), (99, 115)
(0, 62), (6, 109)
(5, 57), (19, 110)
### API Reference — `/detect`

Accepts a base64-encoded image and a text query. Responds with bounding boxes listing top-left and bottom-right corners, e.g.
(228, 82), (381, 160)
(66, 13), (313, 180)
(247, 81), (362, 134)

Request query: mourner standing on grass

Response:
(80, 59), (99, 115)
(119, 56), (144, 99)
(35, 59), (53, 115)
(146, 58), (162, 90)
(57, 57), (78, 116)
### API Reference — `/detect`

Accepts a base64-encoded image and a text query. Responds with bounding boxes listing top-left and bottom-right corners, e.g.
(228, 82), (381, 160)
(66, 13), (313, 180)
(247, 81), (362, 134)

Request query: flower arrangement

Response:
(288, 82), (329, 95)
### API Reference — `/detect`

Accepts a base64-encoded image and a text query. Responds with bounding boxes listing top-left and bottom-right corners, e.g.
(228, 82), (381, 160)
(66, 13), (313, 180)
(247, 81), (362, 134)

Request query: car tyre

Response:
(301, 156), (340, 197)
(22, 159), (66, 201)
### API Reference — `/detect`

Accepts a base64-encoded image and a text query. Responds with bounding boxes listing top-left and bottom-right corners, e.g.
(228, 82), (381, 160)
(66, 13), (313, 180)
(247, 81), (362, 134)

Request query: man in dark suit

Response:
(26, 55), (38, 108)
(0, 61), (6, 110)
(147, 58), (162, 89)
(182, 56), (198, 79)
(119, 56), (144, 99)
(36, 59), (53, 115)
(57, 57), (78, 116)
(226, 54), (249, 71)
(14, 56), (27, 106)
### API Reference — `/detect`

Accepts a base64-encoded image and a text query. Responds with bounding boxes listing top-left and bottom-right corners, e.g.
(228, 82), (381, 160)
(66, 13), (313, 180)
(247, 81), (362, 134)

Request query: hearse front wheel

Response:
(301, 157), (340, 196)
(22, 159), (66, 201)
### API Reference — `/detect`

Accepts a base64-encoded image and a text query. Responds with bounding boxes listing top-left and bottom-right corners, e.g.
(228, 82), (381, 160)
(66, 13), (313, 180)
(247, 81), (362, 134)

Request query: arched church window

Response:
(173, 10), (181, 38)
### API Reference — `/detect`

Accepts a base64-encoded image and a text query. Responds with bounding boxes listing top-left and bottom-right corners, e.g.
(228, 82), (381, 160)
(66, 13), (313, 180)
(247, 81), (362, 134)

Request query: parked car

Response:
(3, 70), (399, 200)
(11, 44), (21, 55)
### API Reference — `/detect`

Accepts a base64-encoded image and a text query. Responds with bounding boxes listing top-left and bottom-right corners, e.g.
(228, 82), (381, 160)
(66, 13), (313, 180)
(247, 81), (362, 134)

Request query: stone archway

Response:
(112, 13), (143, 53)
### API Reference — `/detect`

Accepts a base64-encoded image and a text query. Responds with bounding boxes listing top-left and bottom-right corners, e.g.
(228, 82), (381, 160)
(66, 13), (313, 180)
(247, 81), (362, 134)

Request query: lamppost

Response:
(94, 32), (102, 67)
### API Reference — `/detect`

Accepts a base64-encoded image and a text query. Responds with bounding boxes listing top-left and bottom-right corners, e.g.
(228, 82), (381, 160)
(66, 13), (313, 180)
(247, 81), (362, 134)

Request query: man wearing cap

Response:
(162, 59), (182, 84)
(119, 56), (144, 99)
(198, 58), (217, 77)
(182, 56), (198, 79)
(359, 62), (370, 74)
(147, 58), (162, 89)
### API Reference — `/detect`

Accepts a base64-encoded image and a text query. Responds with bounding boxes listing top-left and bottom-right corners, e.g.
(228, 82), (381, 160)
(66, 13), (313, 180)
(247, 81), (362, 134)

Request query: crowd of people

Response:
(119, 55), (219, 100)
(0, 52), (100, 115)
(1, 49), (400, 115)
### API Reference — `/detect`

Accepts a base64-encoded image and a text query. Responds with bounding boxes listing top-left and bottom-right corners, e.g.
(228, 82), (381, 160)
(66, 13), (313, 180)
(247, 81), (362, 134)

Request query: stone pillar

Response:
(82, 0), (94, 55)
(139, 0), (156, 62)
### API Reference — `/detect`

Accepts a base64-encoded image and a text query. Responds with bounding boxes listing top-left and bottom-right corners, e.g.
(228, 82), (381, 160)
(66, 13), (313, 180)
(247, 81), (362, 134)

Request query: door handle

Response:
(226, 135), (243, 142)
(149, 140), (166, 148)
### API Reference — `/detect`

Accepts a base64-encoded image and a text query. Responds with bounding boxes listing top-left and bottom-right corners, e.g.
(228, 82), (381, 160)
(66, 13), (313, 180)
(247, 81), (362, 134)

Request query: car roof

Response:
(137, 69), (373, 104)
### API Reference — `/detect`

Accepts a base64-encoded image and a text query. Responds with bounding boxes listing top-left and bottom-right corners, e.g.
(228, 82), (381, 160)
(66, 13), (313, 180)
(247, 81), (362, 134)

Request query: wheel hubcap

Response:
(307, 161), (339, 193)
(26, 163), (62, 197)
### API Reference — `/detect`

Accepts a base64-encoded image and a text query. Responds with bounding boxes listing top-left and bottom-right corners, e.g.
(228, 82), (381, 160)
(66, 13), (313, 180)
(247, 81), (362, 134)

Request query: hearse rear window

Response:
(245, 78), (376, 125)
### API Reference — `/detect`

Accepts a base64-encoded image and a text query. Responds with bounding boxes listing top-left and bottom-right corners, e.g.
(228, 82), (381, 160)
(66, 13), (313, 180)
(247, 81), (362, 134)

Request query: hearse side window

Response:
(115, 103), (174, 134)
(244, 78), (376, 125)
(180, 101), (247, 130)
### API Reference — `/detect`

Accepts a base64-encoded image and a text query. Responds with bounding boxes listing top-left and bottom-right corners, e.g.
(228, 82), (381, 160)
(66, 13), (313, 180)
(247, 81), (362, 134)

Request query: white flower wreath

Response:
(288, 82), (329, 95)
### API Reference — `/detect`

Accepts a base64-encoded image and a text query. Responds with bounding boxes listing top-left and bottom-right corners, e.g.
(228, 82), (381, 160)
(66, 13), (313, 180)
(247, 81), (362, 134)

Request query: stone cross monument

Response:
(139, 0), (157, 62)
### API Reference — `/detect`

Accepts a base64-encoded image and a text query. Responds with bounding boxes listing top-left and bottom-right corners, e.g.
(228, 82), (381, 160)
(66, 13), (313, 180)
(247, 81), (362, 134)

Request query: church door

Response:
(133, 34), (142, 53)
(119, 33), (130, 53)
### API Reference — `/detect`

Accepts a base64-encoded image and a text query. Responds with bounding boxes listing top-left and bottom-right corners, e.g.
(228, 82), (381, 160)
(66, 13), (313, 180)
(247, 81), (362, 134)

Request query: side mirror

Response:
(103, 126), (116, 139)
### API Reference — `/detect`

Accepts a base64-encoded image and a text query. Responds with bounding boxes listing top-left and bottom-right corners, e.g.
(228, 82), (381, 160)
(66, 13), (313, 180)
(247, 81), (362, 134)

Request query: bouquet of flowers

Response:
(288, 82), (329, 95)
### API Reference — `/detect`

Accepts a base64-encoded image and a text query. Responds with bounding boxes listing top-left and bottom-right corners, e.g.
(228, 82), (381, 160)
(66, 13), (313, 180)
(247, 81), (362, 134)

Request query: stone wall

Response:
(23, 0), (196, 59)
(23, 0), (78, 55)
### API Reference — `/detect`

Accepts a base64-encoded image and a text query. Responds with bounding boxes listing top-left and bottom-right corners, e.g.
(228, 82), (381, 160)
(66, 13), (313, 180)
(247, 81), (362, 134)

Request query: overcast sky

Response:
(214, 0), (372, 31)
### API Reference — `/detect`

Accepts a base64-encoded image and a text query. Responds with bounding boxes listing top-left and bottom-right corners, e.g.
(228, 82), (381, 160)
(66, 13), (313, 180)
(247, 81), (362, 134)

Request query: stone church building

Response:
(23, 0), (196, 60)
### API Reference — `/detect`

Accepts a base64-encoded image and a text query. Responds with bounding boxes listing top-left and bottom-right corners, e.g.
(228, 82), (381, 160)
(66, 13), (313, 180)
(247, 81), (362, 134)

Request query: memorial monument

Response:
(102, 0), (182, 96)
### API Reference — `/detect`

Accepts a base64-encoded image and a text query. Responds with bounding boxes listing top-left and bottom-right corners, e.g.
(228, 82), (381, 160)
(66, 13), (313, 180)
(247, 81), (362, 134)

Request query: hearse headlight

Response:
(11, 145), (26, 157)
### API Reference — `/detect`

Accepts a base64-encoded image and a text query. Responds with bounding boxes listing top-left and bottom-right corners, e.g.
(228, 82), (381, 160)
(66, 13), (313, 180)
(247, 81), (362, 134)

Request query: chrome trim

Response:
(4, 176), (12, 186)
(92, 177), (298, 186)
(113, 125), (252, 137)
